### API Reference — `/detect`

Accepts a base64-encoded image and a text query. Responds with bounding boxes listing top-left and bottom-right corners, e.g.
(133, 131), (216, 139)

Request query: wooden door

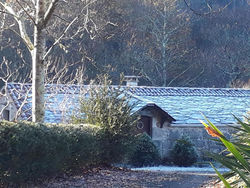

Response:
(137, 116), (152, 136)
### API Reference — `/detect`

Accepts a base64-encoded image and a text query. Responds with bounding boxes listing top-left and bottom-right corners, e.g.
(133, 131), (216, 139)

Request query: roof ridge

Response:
(126, 85), (250, 91)
(8, 82), (83, 87)
(7, 82), (250, 91)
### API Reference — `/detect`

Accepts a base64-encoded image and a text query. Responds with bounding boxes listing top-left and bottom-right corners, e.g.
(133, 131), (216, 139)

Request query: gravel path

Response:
(39, 167), (221, 188)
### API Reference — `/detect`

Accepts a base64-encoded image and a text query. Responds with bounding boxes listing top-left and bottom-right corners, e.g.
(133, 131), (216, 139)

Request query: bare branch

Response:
(167, 64), (193, 87)
(16, 0), (35, 24)
(0, 9), (11, 15)
(184, 0), (233, 16)
(15, 86), (31, 120)
(185, 68), (205, 86)
(205, 0), (212, 11)
(43, 0), (59, 26)
(43, 16), (78, 60)
(15, 17), (34, 51)
(0, 2), (34, 51)
(52, 14), (70, 23)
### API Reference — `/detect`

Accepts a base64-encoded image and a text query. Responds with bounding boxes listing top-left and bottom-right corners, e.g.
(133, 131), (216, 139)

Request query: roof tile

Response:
(5, 83), (250, 124)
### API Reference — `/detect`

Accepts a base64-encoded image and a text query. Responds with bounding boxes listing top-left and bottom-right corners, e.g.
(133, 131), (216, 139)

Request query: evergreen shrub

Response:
(128, 133), (160, 167)
(170, 136), (198, 166)
(0, 121), (100, 184)
(72, 74), (138, 164)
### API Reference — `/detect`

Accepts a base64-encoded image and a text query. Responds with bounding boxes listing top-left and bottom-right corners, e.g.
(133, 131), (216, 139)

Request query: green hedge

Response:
(0, 121), (101, 184)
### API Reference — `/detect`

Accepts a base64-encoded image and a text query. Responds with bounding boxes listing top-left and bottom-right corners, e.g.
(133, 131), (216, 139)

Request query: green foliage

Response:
(128, 133), (160, 167)
(170, 136), (198, 167)
(202, 115), (250, 188)
(72, 75), (138, 164)
(0, 121), (101, 185)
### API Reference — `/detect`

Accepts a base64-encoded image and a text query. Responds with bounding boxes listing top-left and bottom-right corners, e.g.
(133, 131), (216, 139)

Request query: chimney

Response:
(124, 76), (140, 86)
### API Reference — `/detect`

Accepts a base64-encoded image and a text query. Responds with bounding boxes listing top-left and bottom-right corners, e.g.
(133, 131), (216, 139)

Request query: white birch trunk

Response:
(1, 0), (79, 122)
(32, 0), (45, 122)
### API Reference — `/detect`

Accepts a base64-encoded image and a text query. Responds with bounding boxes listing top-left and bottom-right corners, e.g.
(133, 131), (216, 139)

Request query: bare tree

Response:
(123, 0), (193, 86)
(0, 0), (97, 122)
(190, 3), (250, 87)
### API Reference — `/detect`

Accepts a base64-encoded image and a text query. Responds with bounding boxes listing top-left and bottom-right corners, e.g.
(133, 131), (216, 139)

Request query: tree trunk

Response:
(32, 0), (45, 122)
(162, 3), (167, 87)
(162, 42), (167, 87)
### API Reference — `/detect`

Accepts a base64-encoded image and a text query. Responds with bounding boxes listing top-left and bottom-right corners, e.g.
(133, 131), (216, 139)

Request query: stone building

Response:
(0, 82), (249, 159)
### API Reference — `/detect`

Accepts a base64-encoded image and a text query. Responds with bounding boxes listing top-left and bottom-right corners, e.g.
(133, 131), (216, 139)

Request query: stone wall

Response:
(0, 93), (17, 121)
(152, 125), (235, 160)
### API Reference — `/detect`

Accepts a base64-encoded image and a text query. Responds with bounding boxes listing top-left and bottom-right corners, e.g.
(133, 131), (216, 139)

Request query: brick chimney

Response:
(124, 76), (140, 86)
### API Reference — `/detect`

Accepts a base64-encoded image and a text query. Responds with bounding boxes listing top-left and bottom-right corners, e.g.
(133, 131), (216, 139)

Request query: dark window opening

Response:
(3, 110), (10, 121)
(137, 116), (152, 137)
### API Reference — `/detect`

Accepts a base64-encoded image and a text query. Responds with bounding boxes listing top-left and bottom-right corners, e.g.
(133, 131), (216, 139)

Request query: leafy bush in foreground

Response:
(170, 136), (198, 167)
(0, 121), (100, 184)
(128, 133), (160, 167)
(72, 74), (138, 164)
(201, 115), (250, 188)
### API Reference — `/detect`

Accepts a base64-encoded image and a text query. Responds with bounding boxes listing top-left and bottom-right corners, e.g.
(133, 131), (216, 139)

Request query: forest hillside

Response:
(0, 0), (249, 88)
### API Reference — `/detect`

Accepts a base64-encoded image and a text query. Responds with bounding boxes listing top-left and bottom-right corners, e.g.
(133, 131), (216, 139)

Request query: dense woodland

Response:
(0, 0), (249, 88)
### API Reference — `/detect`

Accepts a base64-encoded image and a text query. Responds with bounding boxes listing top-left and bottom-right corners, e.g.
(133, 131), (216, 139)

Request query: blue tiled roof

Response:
(135, 95), (249, 124)
(7, 83), (84, 123)
(128, 87), (250, 97)
(6, 83), (250, 124)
